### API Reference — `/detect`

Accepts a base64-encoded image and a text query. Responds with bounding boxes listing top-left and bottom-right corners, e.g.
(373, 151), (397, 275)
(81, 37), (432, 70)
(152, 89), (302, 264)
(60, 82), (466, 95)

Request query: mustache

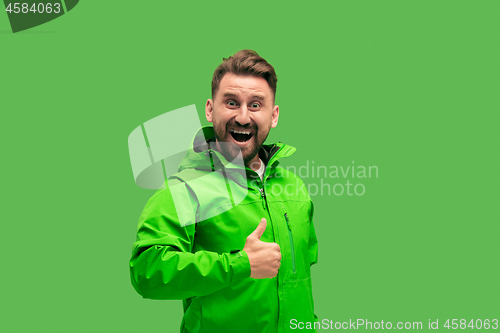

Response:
(225, 121), (257, 132)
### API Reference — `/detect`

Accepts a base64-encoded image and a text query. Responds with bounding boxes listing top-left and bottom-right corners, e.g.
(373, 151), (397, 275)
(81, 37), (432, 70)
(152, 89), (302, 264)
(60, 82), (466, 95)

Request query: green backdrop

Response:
(1, 1), (499, 332)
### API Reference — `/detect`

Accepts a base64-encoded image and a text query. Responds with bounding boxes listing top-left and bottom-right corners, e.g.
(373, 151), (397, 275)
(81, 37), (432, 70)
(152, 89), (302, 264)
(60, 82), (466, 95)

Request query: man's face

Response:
(205, 73), (279, 168)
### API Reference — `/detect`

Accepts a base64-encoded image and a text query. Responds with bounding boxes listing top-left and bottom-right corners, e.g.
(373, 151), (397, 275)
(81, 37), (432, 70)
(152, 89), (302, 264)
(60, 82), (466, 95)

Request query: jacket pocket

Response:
(282, 207), (296, 275)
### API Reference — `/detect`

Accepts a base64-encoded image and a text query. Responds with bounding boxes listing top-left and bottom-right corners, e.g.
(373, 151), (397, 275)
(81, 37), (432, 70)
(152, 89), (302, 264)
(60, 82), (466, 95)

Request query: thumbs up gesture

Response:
(243, 218), (282, 279)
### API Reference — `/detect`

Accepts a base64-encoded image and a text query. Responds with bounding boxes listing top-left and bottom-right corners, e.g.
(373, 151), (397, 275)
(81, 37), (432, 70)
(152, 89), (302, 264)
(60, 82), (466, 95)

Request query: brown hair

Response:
(211, 49), (277, 100)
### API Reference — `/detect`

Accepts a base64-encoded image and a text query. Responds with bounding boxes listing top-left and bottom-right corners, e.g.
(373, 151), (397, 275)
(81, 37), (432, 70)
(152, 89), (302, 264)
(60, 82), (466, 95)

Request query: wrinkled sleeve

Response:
(129, 180), (251, 300)
(308, 200), (318, 266)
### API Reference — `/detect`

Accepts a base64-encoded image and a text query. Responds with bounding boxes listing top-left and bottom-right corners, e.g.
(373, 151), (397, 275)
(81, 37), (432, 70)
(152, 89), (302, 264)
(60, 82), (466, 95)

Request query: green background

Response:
(1, 1), (499, 332)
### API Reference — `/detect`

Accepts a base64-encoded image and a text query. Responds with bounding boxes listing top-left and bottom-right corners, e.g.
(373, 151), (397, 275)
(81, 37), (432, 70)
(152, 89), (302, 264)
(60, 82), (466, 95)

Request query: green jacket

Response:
(130, 127), (319, 333)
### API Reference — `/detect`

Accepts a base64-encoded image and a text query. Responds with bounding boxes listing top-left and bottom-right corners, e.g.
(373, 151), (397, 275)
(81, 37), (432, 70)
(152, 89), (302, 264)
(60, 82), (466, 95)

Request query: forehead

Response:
(217, 73), (273, 99)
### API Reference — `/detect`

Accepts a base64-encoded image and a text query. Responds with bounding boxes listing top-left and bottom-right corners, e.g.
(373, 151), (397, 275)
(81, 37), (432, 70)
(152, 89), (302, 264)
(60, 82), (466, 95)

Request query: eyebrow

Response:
(222, 93), (266, 101)
(250, 94), (265, 101)
(222, 93), (238, 99)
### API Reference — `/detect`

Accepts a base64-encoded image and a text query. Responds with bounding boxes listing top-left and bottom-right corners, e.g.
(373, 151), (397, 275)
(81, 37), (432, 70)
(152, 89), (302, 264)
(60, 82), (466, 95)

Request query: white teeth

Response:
(231, 129), (252, 135)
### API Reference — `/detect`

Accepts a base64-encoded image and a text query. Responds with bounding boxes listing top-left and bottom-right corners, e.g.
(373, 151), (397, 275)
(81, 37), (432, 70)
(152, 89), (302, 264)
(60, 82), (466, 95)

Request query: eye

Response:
(226, 100), (237, 107)
(250, 102), (261, 109)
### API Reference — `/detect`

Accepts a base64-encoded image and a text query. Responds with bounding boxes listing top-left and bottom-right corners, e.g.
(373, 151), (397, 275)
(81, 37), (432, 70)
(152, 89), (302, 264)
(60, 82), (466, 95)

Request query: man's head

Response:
(205, 50), (279, 169)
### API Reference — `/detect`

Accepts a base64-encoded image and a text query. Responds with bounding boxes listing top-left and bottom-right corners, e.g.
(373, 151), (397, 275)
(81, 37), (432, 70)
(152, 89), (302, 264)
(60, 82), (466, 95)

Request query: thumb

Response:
(250, 218), (267, 240)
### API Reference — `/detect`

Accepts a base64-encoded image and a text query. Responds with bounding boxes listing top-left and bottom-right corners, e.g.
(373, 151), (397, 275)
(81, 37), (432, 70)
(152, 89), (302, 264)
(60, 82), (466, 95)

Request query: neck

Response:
(246, 155), (261, 171)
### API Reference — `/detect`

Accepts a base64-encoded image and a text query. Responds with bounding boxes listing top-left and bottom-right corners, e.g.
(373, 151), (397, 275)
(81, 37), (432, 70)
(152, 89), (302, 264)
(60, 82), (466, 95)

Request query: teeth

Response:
(231, 129), (252, 135)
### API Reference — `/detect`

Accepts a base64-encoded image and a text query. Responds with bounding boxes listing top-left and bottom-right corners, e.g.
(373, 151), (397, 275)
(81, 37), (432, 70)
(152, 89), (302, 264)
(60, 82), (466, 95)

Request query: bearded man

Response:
(130, 50), (319, 333)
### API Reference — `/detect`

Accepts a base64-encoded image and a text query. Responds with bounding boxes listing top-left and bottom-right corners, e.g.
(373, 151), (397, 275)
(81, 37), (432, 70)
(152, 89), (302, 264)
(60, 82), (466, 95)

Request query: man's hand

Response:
(243, 218), (281, 279)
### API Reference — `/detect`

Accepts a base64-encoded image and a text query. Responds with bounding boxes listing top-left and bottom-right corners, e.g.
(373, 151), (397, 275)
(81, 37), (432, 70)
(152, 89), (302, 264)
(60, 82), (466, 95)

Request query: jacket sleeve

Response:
(308, 200), (319, 266)
(308, 200), (319, 323)
(129, 181), (251, 300)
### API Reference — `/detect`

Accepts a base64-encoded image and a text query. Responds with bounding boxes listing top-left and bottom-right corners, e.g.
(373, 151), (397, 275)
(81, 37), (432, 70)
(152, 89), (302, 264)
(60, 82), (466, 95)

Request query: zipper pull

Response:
(259, 188), (266, 210)
(284, 213), (291, 230)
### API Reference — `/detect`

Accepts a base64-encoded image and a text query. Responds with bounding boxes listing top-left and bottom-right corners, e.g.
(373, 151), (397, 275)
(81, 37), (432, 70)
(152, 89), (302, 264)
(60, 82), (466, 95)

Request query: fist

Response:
(243, 218), (281, 279)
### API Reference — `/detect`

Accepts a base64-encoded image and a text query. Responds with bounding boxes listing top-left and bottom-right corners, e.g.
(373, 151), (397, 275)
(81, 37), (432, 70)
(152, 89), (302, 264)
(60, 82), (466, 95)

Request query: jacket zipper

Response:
(259, 188), (266, 210)
(258, 183), (281, 329)
(284, 212), (296, 274)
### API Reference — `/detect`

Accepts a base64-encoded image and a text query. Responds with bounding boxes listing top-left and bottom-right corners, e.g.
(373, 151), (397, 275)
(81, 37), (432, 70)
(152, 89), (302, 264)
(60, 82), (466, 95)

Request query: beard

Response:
(213, 118), (271, 166)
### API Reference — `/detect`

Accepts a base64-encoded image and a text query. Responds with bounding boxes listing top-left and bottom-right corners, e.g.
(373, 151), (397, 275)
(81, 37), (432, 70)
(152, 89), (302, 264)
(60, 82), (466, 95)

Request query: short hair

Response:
(211, 49), (278, 100)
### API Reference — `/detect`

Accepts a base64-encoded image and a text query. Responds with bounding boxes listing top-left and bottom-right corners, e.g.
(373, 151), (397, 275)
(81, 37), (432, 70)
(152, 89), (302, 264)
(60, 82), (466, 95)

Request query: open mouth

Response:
(229, 128), (254, 143)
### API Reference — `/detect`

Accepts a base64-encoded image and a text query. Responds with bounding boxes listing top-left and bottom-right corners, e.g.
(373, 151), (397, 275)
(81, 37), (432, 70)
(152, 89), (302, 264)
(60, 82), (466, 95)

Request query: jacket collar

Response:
(178, 126), (296, 173)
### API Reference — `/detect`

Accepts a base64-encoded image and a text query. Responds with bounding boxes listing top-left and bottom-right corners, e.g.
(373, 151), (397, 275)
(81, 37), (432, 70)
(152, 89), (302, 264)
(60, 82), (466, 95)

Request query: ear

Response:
(205, 99), (214, 123)
(271, 104), (279, 128)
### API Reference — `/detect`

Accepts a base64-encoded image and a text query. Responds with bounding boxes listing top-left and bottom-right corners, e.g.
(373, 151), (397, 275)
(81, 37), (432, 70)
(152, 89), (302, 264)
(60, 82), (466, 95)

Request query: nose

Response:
(234, 104), (251, 126)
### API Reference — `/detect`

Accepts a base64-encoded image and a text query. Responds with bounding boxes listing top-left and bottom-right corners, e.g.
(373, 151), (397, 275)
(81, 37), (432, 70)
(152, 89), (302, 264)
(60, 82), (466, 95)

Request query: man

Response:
(130, 50), (318, 333)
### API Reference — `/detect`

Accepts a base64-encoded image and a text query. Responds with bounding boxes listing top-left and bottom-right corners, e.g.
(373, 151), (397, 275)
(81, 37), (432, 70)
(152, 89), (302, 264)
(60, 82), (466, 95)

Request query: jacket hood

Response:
(177, 126), (296, 174)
